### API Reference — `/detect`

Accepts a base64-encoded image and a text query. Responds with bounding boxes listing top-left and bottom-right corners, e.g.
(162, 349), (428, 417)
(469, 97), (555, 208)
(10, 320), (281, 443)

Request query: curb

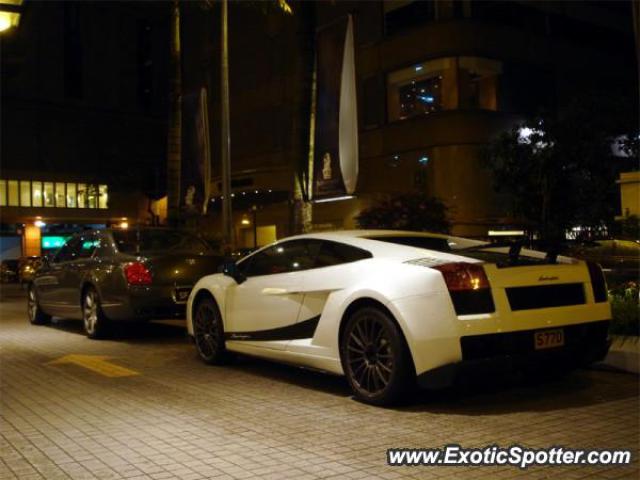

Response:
(600, 335), (640, 374)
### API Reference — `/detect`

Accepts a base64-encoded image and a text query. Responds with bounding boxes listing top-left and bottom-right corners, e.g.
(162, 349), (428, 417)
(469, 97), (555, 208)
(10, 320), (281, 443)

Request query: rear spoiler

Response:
(457, 240), (559, 265)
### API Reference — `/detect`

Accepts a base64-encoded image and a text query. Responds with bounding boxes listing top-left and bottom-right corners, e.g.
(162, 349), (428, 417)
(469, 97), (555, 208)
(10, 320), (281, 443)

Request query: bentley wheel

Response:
(83, 287), (109, 339)
(27, 285), (51, 325)
(193, 298), (228, 365)
(341, 307), (414, 406)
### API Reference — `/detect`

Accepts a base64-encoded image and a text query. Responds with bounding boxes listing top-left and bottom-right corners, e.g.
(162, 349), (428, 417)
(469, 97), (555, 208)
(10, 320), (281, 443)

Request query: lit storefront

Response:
(0, 179), (109, 210)
(0, 175), (151, 260)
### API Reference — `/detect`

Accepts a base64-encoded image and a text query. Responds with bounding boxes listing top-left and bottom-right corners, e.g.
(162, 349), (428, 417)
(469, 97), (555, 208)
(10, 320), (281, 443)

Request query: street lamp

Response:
(0, 1), (23, 34)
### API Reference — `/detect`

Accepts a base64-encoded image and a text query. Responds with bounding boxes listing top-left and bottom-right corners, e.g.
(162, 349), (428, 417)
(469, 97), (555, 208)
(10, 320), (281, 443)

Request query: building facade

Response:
(182, 0), (636, 246)
(1, 1), (635, 257)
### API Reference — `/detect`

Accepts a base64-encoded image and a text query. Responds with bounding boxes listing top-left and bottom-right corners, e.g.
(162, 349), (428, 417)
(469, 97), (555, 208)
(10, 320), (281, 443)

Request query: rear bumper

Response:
(417, 320), (611, 389)
(102, 285), (190, 321)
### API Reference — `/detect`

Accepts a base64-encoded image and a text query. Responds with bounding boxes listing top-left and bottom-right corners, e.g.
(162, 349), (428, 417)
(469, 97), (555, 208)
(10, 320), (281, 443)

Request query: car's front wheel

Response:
(82, 287), (109, 339)
(27, 285), (51, 325)
(193, 298), (228, 365)
(340, 307), (415, 406)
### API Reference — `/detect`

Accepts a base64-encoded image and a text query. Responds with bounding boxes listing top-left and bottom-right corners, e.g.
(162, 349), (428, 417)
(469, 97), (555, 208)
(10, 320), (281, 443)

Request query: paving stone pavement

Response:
(1, 284), (638, 479)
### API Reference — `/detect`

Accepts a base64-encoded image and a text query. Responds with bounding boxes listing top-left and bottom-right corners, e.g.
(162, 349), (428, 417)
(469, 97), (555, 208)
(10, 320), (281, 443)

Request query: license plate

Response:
(173, 287), (191, 303)
(534, 329), (565, 350)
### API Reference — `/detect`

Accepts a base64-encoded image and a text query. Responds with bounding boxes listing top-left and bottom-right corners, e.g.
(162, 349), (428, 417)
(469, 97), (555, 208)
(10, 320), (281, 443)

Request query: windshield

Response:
(112, 230), (211, 255)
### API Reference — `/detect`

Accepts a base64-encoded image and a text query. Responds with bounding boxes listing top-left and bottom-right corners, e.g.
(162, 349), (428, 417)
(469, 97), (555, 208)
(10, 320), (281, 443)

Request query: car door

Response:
(35, 236), (83, 316)
(224, 240), (321, 351)
(60, 232), (100, 312)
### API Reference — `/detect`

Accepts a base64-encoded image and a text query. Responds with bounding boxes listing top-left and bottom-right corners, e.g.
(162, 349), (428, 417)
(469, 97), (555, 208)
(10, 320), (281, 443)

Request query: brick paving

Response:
(1, 284), (638, 479)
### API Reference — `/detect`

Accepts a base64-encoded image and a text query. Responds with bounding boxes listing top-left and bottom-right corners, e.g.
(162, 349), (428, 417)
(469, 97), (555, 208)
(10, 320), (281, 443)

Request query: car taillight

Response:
(124, 262), (152, 286)
(586, 261), (607, 303)
(433, 262), (490, 291)
(433, 262), (495, 315)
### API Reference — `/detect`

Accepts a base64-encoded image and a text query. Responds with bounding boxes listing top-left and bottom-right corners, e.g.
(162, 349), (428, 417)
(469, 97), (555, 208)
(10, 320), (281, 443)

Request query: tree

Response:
(617, 215), (640, 240)
(290, 2), (316, 235)
(355, 194), (449, 233)
(483, 92), (638, 242)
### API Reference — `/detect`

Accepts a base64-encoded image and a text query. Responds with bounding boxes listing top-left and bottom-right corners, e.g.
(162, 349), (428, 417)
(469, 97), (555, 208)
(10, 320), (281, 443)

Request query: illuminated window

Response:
(43, 182), (54, 207)
(98, 185), (108, 209)
(20, 181), (31, 207)
(66, 183), (77, 208)
(8, 180), (19, 206)
(32, 181), (43, 207)
(0, 180), (6, 206)
(87, 185), (97, 209)
(55, 182), (66, 207)
(0, 179), (109, 209)
(387, 56), (502, 121)
(387, 58), (450, 121)
(77, 183), (86, 208)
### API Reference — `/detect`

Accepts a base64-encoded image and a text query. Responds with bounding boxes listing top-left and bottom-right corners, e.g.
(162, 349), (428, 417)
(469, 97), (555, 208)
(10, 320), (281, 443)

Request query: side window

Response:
(241, 240), (322, 277)
(94, 234), (114, 257)
(315, 241), (372, 268)
(77, 234), (99, 259)
(54, 237), (82, 263)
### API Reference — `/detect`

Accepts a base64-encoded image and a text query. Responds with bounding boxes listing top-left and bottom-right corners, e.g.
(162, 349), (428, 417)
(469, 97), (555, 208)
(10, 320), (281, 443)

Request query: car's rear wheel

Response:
(193, 298), (228, 365)
(340, 307), (414, 406)
(27, 285), (51, 325)
(83, 287), (109, 339)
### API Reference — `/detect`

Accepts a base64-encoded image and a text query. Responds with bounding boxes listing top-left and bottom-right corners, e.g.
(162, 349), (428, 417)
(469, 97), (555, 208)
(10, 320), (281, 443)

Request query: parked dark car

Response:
(18, 256), (43, 284)
(28, 228), (222, 338)
(1, 259), (19, 283)
(564, 239), (640, 286)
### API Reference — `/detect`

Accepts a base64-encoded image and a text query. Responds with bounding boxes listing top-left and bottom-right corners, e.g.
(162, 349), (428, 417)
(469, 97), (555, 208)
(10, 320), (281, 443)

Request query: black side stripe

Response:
(225, 315), (320, 341)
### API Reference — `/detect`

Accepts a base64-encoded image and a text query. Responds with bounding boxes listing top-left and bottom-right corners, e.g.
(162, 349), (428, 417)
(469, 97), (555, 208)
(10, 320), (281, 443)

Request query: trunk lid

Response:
(456, 246), (592, 312)
(143, 254), (222, 286)
(481, 262), (587, 289)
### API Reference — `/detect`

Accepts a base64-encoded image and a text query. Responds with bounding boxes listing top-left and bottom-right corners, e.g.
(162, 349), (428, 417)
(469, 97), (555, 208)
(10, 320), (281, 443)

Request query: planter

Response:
(600, 335), (640, 374)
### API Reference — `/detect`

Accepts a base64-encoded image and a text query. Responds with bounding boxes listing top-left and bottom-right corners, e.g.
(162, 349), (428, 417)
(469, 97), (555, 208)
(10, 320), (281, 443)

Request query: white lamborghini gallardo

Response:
(186, 231), (611, 405)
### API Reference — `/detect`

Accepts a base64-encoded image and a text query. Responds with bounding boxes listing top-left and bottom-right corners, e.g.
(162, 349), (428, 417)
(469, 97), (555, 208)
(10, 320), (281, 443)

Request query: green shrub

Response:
(608, 281), (640, 336)
(355, 194), (449, 233)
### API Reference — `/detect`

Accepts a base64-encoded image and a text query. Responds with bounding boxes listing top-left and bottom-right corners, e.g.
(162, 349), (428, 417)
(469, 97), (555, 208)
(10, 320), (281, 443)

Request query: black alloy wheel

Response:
(341, 307), (414, 406)
(193, 298), (228, 365)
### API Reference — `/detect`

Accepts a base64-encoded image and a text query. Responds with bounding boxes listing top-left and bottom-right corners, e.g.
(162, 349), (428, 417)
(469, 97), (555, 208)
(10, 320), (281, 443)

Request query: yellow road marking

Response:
(47, 354), (139, 378)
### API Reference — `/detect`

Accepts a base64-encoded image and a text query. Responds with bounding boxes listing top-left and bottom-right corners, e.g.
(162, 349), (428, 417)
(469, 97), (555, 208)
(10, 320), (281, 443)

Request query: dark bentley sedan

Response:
(28, 228), (222, 338)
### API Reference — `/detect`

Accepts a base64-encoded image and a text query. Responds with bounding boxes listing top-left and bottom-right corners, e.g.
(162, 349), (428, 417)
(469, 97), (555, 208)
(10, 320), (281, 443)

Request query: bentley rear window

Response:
(113, 230), (211, 254)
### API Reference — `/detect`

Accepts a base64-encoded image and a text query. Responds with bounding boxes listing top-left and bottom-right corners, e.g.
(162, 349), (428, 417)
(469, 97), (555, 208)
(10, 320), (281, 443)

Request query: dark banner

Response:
(313, 15), (359, 200)
(181, 88), (211, 214)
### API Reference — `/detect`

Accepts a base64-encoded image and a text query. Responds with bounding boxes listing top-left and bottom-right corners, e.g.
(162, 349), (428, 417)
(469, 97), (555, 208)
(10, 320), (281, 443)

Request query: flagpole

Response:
(220, 0), (233, 250)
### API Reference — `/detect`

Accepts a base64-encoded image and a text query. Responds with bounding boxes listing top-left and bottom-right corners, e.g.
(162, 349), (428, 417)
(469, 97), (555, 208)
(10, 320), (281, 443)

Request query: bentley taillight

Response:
(433, 262), (495, 315)
(124, 262), (152, 286)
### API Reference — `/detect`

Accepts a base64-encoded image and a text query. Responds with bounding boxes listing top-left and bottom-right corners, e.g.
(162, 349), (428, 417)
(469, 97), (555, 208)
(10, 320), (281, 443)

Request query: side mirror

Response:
(221, 260), (246, 284)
